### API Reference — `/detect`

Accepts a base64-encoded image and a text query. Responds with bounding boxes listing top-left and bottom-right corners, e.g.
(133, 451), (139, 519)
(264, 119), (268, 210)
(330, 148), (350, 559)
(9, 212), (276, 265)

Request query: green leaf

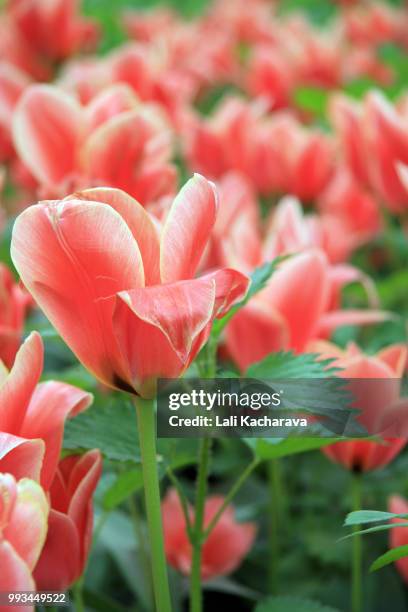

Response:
(246, 351), (336, 379)
(293, 87), (328, 117)
(64, 399), (141, 463)
(341, 523), (408, 541)
(255, 595), (339, 612)
(344, 510), (408, 526)
(246, 437), (338, 461)
(370, 545), (408, 573)
(103, 468), (144, 510)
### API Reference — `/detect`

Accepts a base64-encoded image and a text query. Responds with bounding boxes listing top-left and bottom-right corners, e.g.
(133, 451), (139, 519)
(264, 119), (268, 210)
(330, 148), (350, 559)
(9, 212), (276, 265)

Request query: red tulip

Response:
(162, 489), (256, 580)
(0, 61), (30, 163)
(311, 341), (408, 471)
(388, 495), (408, 583)
(12, 84), (176, 204)
(7, 0), (99, 62)
(0, 332), (92, 489)
(0, 473), (49, 604)
(34, 450), (102, 591)
(11, 177), (249, 397)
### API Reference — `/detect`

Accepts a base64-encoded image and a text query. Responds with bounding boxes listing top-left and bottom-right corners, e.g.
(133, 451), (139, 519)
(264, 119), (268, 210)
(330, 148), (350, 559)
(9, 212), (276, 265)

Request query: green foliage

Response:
(370, 545), (408, 572)
(255, 595), (340, 612)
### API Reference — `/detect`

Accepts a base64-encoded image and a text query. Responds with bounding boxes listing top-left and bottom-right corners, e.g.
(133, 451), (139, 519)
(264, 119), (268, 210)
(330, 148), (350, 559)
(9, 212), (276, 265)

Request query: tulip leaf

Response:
(370, 545), (408, 573)
(255, 595), (339, 612)
(341, 523), (408, 541)
(344, 510), (408, 526)
(245, 437), (339, 461)
(294, 86), (328, 118)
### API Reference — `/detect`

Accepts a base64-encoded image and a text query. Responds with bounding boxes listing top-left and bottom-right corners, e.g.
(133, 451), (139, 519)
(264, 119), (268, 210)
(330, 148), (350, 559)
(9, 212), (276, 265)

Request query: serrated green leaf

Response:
(103, 468), (144, 510)
(255, 595), (339, 612)
(246, 351), (336, 379)
(344, 510), (408, 526)
(64, 399), (141, 463)
(370, 545), (408, 573)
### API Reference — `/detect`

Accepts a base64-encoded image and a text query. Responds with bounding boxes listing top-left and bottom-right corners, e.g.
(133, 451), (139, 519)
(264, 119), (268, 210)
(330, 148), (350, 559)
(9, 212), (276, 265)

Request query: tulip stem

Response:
(135, 396), (172, 612)
(267, 458), (282, 594)
(72, 579), (85, 612)
(190, 437), (212, 612)
(351, 472), (363, 612)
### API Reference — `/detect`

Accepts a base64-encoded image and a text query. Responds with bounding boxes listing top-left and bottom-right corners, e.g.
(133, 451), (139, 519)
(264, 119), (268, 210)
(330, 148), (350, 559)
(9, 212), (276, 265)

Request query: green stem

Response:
(203, 457), (259, 539)
(351, 472), (363, 612)
(267, 458), (282, 594)
(190, 437), (212, 612)
(135, 396), (172, 612)
(72, 579), (85, 612)
(167, 465), (194, 539)
(128, 495), (154, 610)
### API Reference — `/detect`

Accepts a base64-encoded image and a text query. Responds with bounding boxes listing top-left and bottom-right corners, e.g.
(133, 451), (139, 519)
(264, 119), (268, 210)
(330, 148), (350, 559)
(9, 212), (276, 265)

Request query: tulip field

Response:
(3, 0), (408, 611)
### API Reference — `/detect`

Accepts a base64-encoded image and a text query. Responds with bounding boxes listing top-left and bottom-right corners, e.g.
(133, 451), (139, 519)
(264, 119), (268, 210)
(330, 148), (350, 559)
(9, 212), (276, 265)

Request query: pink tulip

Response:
(225, 250), (386, 372)
(0, 473), (49, 608)
(331, 91), (408, 212)
(0, 62), (30, 163)
(388, 495), (408, 583)
(310, 341), (408, 471)
(162, 489), (256, 580)
(0, 263), (31, 368)
(0, 332), (92, 489)
(246, 46), (294, 111)
(34, 450), (102, 591)
(12, 84), (176, 205)
(11, 177), (249, 397)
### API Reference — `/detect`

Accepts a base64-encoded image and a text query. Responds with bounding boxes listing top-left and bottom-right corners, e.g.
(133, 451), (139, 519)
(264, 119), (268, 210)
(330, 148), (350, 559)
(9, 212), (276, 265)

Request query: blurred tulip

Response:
(34, 450), (102, 591)
(0, 473), (49, 605)
(0, 332), (92, 489)
(0, 62), (30, 163)
(11, 177), (249, 397)
(12, 84), (176, 204)
(311, 341), (408, 471)
(331, 91), (408, 213)
(7, 0), (99, 62)
(388, 495), (408, 583)
(162, 489), (256, 580)
(0, 263), (31, 368)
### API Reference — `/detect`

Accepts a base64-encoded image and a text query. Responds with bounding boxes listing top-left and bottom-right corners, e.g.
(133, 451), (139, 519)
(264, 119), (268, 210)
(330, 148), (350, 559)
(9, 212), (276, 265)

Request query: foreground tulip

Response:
(162, 489), (256, 580)
(0, 331), (92, 489)
(310, 341), (408, 471)
(388, 495), (408, 584)
(34, 450), (102, 591)
(0, 473), (49, 606)
(11, 176), (249, 398)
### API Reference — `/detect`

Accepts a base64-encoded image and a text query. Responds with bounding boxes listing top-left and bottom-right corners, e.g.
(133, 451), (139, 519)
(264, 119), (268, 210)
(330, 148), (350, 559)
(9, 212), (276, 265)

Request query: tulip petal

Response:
(199, 268), (250, 318)
(160, 175), (218, 283)
(0, 433), (44, 482)
(11, 199), (144, 390)
(114, 278), (216, 396)
(0, 332), (43, 432)
(21, 382), (92, 490)
(4, 478), (49, 571)
(317, 309), (392, 336)
(33, 509), (79, 591)
(0, 541), (35, 609)
(70, 187), (160, 284)
(13, 85), (83, 186)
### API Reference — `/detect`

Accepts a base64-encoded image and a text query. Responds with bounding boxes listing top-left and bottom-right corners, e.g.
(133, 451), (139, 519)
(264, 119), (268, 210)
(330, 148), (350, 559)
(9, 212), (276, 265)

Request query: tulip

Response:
(225, 250), (385, 372)
(0, 61), (30, 163)
(12, 84), (176, 204)
(388, 495), (408, 583)
(0, 473), (49, 604)
(162, 489), (256, 580)
(11, 176), (249, 398)
(310, 340), (408, 471)
(0, 331), (92, 489)
(0, 263), (31, 368)
(33, 450), (102, 591)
